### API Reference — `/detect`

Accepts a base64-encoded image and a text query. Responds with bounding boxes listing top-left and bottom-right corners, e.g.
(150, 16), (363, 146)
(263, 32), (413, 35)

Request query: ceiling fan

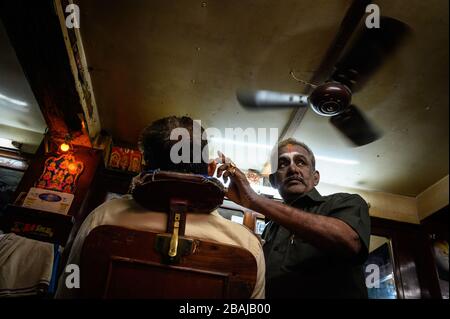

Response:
(237, 16), (411, 146)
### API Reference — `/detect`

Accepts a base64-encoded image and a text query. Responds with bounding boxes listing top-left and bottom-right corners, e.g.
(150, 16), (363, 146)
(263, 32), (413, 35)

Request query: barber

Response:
(216, 138), (370, 298)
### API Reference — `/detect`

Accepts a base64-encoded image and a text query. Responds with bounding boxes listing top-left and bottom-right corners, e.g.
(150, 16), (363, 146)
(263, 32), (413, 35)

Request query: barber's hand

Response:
(216, 151), (258, 208)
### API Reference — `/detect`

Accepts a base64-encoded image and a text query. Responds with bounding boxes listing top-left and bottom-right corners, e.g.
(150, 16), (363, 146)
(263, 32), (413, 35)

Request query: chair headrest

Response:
(131, 170), (225, 214)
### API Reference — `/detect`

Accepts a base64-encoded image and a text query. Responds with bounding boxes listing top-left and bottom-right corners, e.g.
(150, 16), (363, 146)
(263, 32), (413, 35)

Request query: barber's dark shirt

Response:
(262, 188), (370, 299)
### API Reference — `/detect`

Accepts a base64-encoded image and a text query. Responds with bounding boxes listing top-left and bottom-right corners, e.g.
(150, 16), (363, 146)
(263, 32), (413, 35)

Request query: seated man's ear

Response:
(313, 170), (320, 186)
(207, 160), (217, 176)
(269, 173), (278, 188)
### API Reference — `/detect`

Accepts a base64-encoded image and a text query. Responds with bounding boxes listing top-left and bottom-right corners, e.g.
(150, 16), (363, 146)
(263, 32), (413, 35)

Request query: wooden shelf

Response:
(0, 205), (74, 246)
(102, 167), (139, 177)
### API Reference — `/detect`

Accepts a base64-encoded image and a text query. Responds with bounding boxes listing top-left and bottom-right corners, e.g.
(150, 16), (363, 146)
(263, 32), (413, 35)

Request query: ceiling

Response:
(0, 21), (47, 153)
(73, 0), (448, 196)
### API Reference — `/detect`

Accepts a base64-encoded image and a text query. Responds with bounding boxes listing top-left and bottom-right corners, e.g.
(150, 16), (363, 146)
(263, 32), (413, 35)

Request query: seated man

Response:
(55, 116), (264, 298)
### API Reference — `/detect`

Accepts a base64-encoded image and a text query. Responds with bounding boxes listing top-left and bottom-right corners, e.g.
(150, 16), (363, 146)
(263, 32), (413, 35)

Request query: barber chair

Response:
(80, 171), (257, 298)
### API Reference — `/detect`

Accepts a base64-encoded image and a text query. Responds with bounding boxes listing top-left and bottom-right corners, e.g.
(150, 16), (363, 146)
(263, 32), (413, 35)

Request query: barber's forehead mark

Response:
(279, 152), (302, 159)
(281, 143), (307, 153)
(286, 144), (293, 152)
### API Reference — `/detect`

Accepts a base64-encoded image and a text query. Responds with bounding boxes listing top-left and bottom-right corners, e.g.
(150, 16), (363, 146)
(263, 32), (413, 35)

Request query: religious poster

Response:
(108, 146), (142, 173)
(109, 146), (121, 169)
(36, 154), (84, 194)
(119, 148), (130, 171)
(129, 150), (142, 173)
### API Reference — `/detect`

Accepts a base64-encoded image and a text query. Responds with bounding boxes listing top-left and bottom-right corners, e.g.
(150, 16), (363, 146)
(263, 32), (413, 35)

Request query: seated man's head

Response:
(269, 138), (320, 201)
(138, 116), (210, 175)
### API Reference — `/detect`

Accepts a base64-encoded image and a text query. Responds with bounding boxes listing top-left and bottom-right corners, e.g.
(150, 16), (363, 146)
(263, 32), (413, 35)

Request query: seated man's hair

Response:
(138, 116), (209, 175)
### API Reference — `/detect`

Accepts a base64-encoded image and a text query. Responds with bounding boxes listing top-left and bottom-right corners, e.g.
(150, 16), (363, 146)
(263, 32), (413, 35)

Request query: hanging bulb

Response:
(60, 142), (70, 152)
(59, 133), (73, 152)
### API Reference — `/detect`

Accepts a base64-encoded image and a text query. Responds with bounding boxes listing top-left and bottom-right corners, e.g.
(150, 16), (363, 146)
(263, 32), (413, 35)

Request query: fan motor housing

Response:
(308, 82), (352, 116)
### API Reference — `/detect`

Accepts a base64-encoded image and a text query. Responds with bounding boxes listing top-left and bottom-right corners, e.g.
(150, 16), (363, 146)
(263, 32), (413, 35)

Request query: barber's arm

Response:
(217, 156), (364, 259)
(248, 193), (362, 258)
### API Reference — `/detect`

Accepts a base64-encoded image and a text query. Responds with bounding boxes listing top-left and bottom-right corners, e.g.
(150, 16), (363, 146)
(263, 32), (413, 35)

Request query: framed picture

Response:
(35, 154), (84, 194)
(108, 145), (142, 173)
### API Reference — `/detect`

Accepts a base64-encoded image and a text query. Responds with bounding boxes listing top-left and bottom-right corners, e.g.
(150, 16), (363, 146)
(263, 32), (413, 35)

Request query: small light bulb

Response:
(60, 143), (70, 152)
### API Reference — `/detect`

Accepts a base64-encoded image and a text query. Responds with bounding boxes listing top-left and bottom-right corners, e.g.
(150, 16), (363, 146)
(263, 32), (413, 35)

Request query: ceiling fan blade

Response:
(331, 16), (411, 91)
(236, 89), (308, 109)
(329, 104), (382, 146)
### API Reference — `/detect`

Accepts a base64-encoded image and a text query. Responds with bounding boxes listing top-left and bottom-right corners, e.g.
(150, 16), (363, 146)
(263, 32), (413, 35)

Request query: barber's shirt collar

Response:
(285, 187), (326, 206)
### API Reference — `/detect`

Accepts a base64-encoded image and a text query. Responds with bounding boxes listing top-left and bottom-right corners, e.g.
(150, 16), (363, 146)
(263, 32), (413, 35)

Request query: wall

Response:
(318, 183), (420, 224)
(318, 174), (449, 224)
(369, 234), (390, 253)
(417, 175), (449, 221)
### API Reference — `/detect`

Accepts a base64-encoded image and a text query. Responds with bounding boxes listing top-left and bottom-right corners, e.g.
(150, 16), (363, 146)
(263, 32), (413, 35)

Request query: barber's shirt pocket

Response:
(282, 238), (325, 272)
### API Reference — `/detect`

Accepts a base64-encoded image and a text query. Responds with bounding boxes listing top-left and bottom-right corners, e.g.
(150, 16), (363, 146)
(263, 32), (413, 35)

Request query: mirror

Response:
(431, 238), (449, 299)
(364, 235), (398, 299)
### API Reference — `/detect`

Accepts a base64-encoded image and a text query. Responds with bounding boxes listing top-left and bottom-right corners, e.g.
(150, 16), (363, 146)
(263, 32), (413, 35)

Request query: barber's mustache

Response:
(283, 175), (305, 185)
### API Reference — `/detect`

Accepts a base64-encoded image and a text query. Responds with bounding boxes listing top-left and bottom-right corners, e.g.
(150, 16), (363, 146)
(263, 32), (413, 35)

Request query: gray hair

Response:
(270, 138), (316, 172)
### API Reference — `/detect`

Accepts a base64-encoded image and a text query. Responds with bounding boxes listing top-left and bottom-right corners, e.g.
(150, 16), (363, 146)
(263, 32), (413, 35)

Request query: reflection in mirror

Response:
(364, 235), (398, 299)
(0, 166), (25, 215)
(432, 239), (449, 299)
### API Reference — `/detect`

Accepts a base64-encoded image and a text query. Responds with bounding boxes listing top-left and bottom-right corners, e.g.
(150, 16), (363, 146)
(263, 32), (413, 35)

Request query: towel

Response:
(0, 233), (54, 297)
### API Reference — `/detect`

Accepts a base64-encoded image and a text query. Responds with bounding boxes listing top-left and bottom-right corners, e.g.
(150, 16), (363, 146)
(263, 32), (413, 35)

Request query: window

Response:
(0, 152), (28, 214)
(255, 218), (266, 235)
(217, 207), (244, 225)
